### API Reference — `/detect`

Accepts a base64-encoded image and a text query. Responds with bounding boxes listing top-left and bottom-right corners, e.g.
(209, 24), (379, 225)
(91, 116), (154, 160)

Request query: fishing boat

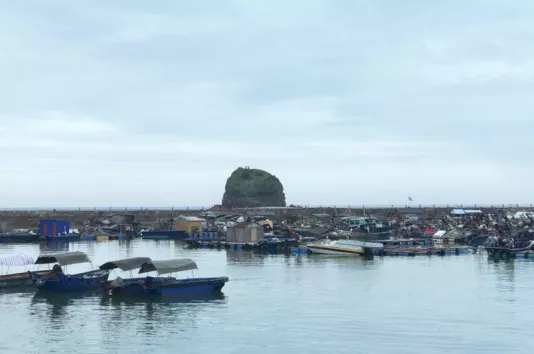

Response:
(0, 254), (49, 289)
(307, 239), (383, 256)
(486, 239), (534, 258)
(99, 256), (153, 284)
(106, 258), (229, 298)
(41, 233), (81, 242)
(141, 230), (188, 240)
(29, 251), (111, 292)
(465, 234), (490, 247)
(0, 230), (40, 243)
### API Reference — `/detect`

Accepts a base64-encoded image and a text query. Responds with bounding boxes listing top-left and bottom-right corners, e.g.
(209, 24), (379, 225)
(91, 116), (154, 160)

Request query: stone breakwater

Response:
(0, 209), (181, 231)
(1, 205), (533, 231)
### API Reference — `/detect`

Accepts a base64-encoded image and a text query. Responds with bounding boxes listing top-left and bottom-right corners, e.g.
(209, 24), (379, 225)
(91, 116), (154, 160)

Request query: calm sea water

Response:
(0, 240), (533, 354)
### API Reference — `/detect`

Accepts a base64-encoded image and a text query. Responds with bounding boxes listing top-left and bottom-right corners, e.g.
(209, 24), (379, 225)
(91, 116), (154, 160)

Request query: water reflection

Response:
(30, 292), (88, 332)
(29, 290), (227, 341)
(293, 254), (304, 266)
(224, 250), (384, 271)
(173, 240), (186, 249)
(99, 293), (227, 338)
(0, 287), (36, 296)
(489, 258), (516, 297)
(99, 292), (227, 307)
(82, 241), (96, 254)
(0, 244), (16, 253)
(300, 254), (381, 268)
(144, 240), (174, 248)
(226, 250), (265, 265)
(8, 240), (534, 354)
(39, 241), (70, 252)
(119, 240), (134, 258)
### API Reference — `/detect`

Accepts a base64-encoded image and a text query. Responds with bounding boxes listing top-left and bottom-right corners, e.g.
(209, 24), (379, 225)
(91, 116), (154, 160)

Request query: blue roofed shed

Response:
(39, 219), (70, 237)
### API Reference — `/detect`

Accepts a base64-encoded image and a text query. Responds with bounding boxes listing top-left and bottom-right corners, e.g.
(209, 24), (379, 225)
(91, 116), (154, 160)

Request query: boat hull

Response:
(141, 231), (188, 240)
(256, 238), (299, 253)
(307, 245), (365, 255)
(32, 270), (110, 292)
(0, 270), (48, 289)
(307, 239), (382, 256)
(107, 277), (229, 298)
(0, 234), (40, 243)
(42, 235), (80, 242)
(466, 235), (490, 247)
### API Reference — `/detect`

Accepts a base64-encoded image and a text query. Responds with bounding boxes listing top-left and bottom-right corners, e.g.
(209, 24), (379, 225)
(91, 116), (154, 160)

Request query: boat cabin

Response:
(342, 217), (382, 229)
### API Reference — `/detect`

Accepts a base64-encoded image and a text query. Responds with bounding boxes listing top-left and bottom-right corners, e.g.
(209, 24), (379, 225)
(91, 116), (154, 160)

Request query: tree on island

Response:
(222, 167), (286, 208)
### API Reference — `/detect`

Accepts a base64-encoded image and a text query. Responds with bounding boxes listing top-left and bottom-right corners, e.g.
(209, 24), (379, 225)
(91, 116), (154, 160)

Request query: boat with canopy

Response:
(29, 251), (111, 292)
(106, 258), (229, 297)
(99, 256), (153, 287)
(99, 257), (153, 272)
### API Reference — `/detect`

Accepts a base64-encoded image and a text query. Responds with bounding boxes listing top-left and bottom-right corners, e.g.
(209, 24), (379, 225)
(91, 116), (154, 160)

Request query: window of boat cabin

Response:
(349, 219), (360, 226)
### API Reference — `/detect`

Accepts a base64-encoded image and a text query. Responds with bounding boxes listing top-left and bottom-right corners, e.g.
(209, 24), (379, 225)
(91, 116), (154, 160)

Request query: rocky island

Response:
(222, 167), (286, 208)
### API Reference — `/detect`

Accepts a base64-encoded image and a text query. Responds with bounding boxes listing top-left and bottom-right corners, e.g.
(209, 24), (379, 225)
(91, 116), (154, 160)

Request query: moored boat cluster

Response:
(0, 252), (228, 297)
(1, 207), (533, 262)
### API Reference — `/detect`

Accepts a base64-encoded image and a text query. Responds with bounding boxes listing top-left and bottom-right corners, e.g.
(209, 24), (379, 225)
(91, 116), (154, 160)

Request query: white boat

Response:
(307, 239), (383, 256)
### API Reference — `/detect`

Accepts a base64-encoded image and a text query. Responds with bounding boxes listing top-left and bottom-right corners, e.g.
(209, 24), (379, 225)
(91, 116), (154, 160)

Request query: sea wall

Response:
(1, 204), (533, 231)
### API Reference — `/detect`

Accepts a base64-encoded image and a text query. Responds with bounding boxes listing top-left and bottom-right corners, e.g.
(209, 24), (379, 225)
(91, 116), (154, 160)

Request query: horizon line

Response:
(0, 204), (533, 211)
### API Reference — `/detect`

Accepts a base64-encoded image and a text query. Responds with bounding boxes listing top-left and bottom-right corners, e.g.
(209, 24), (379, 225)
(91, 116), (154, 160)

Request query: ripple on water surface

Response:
(1, 240), (534, 354)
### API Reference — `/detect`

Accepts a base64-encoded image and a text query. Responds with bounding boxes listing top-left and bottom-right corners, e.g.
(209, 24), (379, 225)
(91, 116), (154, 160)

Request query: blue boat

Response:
(29, 251), (110, 293)
(99, 257), (154, 281)
(106, 258), (228, 298)
(465, 234), (490, 247)
(0, 232), (40, 243)
(141, 230), (188, 240)
(256, 236), (299, 253)
(41, 234), (80, 242)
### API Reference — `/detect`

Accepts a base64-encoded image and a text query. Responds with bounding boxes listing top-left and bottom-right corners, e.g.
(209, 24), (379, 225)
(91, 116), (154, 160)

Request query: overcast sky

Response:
(0, 1), (533, 208)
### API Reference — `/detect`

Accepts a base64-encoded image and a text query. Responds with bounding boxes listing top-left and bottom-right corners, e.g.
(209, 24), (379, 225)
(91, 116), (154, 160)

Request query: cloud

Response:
(0, 0), (533, 207)
(421, 61), (533, 84)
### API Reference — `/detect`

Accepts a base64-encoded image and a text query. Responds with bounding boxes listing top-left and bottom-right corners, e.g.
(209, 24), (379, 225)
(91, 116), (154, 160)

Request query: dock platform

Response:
(379, 246), (472, 257)
(289, 246), (473, 257)
(514, 251), (534, 259)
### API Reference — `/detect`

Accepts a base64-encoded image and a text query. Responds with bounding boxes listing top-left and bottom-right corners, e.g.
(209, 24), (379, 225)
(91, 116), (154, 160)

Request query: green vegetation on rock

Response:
(222, 167), (286, 208)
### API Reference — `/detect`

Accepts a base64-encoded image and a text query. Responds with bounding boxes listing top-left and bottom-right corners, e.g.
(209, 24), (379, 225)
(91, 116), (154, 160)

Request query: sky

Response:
(0, 0), (533, 208)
